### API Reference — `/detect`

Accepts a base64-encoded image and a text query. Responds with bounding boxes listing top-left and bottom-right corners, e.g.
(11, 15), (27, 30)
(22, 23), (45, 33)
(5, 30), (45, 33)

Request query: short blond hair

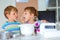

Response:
(4, 6), (18, 19)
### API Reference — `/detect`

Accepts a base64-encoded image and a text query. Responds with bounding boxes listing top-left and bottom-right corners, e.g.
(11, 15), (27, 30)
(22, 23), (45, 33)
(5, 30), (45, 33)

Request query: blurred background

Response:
(0, 0), (60, 29)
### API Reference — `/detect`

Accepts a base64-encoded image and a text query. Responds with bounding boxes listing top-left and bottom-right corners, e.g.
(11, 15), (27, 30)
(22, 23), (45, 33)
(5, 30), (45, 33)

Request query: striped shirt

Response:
(2, 21), (21, 34)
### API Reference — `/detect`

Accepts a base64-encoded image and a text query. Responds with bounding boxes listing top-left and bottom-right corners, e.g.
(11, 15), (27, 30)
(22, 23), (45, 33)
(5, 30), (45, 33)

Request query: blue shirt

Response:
(2, 21), (21, 32)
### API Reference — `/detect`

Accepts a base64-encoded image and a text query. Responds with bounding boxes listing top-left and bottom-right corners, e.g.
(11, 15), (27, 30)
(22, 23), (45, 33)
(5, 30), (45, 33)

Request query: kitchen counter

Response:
(9, 34), (60, 40)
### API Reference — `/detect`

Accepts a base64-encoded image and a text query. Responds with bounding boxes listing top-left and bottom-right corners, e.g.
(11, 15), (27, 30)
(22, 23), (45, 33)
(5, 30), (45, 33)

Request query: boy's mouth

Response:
(16, 17), (18, 20)
(22, 17), (28, 23)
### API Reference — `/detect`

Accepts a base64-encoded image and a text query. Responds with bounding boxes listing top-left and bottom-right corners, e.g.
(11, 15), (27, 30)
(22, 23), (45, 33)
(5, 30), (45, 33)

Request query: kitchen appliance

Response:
(40, 23), (60, 38)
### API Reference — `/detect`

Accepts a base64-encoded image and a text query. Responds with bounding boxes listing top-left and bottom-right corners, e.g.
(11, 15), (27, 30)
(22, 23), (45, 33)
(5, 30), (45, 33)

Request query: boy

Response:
(2, 6), (21, 34)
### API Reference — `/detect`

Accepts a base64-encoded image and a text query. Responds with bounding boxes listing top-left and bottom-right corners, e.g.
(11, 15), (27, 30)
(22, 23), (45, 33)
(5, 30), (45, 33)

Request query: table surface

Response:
(9, 34), (60, 40)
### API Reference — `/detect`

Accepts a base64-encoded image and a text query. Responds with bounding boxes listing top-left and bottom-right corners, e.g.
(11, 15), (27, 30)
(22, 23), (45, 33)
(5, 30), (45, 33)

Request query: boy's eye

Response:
(13, 13), (15, 15)
(25, 13), (27, 15)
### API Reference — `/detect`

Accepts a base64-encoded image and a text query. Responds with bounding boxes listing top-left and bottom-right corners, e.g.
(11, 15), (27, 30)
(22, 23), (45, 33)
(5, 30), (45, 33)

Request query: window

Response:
(47, 0), (60, 22)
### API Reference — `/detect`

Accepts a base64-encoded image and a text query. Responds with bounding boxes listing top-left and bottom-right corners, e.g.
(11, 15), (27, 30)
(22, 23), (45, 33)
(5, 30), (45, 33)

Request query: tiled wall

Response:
(16, 0), (38, 22)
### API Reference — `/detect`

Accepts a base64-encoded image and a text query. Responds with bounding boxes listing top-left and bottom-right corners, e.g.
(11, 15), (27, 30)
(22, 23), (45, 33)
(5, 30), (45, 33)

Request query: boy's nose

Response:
(15, 14), (18, 18)
(15, 14), (18, 16)
(22, 16), (25, 19)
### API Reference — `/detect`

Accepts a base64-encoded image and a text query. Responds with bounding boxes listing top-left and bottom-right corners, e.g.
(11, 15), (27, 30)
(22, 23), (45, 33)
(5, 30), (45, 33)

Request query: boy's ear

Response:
(31, 13), (34, 17)
(6, 14), (10, 18)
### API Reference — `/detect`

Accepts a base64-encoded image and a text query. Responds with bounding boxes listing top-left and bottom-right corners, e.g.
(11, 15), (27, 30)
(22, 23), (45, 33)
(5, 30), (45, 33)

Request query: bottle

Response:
(34, 21), (40, 35)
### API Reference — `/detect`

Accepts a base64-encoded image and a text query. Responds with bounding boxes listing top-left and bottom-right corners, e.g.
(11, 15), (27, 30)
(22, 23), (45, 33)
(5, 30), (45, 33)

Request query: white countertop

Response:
(9, 34), (60, 40)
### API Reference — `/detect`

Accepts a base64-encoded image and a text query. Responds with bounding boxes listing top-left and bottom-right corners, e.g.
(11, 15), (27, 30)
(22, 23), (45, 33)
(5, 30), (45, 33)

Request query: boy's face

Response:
(22, 10), (34, 22)
(7, 9), (18, 21)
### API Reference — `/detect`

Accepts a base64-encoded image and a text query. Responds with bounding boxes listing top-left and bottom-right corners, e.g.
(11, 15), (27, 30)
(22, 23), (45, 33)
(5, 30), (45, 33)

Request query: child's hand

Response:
(41, 20), (48, 23)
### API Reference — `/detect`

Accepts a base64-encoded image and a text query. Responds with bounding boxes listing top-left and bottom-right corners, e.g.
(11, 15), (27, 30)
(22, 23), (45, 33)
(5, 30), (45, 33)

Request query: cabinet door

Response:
(48, 0), (56, 7)
(58, 9), (60, 22)
(58, 0), (60, 7)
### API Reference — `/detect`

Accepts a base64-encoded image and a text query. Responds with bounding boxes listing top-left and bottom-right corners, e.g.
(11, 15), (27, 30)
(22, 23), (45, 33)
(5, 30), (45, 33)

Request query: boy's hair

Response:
(4, 6), (18, 19)
(24, 7), (38, 17)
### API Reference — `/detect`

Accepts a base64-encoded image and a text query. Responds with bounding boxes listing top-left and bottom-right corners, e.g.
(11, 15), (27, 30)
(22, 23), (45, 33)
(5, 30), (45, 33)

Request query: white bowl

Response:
(19, 24), (34, 36)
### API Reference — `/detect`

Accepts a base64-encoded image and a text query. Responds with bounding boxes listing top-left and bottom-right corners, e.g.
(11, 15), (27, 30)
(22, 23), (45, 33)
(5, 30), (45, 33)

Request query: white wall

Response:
(38, 0), (48, 11)
(0, 0), (16, 29)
